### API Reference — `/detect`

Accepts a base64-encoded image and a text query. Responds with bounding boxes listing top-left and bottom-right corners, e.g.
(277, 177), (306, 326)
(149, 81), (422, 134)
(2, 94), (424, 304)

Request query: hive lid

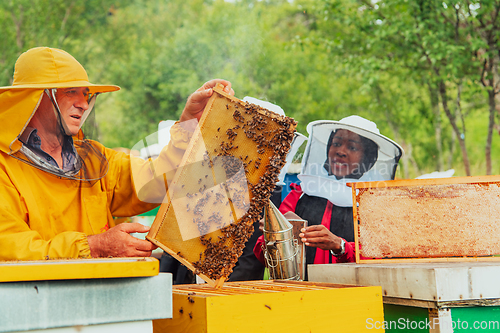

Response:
(147, 85), (296, 287)
(0, 257), (159, 282)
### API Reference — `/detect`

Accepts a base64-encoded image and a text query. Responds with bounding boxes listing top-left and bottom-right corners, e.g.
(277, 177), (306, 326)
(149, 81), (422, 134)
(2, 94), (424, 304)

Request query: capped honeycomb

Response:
(147, 85), (296, 286)
(352, 176), (500, 262)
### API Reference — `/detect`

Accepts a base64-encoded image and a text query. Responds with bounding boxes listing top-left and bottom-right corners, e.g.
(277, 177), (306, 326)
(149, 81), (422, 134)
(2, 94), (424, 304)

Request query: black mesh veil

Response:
(12, 139), (109, 186)
(10, 89), (109, 185)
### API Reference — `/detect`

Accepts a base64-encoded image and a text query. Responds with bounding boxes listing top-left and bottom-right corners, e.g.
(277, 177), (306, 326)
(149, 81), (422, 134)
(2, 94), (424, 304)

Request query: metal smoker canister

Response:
(262, 200), (300, 280)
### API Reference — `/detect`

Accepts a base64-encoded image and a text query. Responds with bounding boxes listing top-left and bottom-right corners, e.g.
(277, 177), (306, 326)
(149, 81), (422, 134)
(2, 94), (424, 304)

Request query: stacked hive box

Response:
(153, 280), (385, 333)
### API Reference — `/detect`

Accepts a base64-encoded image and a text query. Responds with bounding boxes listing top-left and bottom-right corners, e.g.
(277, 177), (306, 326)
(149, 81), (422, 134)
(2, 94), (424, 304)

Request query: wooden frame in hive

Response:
(351, 175), (500, 263)
(146, 85), (296, 287)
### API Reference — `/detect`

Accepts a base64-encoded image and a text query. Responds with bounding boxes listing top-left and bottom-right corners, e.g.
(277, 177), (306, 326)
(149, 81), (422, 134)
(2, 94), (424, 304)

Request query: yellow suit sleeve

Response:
(0, 184), (91, 260)
(0, 121), (193, 261)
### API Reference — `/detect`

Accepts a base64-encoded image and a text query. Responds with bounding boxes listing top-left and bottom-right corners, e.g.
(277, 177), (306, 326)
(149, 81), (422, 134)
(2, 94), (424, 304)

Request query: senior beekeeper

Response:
(0, 46), (233, 260)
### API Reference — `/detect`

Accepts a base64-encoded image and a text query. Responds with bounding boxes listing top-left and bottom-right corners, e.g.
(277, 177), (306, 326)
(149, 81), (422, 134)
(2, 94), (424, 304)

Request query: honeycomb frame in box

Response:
(146, 85), (296, 287)
(351, 175), (500, 263)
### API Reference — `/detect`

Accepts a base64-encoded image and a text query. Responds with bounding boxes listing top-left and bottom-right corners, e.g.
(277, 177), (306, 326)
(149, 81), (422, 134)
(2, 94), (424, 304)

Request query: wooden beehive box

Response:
(351, 175), (500, 263)
(0, 258), (159, 282)
(147, 85), (296, 287)
(153, 280), (385, 333)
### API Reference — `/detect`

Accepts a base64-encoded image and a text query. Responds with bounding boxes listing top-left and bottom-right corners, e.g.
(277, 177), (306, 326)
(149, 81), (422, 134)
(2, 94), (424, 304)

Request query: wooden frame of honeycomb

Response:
(146, 85), (296, 287)
(351, 175), (500, 263)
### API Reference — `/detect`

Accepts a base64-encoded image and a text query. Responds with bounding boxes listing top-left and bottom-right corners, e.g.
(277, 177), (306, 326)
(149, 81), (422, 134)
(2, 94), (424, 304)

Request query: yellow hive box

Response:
(153, 280), (385, 333)
(0, 257), (159, 282)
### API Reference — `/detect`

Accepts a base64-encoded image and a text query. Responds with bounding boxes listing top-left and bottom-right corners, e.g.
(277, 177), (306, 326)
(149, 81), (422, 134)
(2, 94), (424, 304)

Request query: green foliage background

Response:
(1, 0), (500, 179)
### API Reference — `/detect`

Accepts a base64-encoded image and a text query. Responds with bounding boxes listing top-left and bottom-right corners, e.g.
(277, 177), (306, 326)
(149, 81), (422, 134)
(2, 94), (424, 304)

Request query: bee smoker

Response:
(262, 201), (300, 280)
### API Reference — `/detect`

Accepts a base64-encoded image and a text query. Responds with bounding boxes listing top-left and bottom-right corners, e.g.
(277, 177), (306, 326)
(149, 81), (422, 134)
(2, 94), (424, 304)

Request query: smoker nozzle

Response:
(262, 200), (300, 280)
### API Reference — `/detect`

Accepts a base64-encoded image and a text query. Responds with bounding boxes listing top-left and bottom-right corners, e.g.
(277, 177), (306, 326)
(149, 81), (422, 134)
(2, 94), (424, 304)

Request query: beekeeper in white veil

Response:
(299, 115), (403, 207)
(278, 115), (403, 271)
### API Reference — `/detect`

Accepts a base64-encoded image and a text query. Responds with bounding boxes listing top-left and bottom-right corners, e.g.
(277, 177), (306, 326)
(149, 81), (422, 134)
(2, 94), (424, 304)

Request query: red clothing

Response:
(253, 184), (356, 266)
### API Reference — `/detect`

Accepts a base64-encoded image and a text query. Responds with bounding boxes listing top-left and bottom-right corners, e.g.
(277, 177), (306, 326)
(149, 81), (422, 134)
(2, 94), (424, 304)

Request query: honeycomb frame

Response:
(351, 175), (500, 264)
(146, 85), (296, 287)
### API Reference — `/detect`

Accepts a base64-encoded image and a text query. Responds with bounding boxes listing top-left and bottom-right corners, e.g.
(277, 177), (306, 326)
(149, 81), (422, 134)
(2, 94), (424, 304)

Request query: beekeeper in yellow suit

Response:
(0, 47), (233, 260)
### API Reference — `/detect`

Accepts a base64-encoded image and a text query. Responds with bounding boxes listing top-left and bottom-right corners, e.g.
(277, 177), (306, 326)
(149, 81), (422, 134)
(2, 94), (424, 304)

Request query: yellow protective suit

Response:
(0, 89), (191, 260)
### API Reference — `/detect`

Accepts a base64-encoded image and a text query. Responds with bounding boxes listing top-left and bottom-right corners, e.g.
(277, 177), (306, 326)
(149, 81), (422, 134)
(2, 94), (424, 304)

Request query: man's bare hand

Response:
(87, 223), (158, 258)
(179, 79), (234, 123)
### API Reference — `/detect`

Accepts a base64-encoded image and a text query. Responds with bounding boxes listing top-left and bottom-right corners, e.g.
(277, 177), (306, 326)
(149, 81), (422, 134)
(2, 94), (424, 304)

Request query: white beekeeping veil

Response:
(298, 116), (403, 207)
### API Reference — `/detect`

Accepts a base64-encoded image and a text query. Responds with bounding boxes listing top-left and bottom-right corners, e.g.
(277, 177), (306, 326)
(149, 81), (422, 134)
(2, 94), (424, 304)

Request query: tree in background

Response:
(0, 0), (130, 85)
(316, 0), (500, 176)
(91, 0), (357, 149)
(1, 0), (499, 178)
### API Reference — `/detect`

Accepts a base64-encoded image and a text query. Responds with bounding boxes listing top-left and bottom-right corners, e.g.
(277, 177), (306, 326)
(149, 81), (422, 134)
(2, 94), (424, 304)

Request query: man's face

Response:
(327, 129), (365, 178)
(55, 87), (90, 136)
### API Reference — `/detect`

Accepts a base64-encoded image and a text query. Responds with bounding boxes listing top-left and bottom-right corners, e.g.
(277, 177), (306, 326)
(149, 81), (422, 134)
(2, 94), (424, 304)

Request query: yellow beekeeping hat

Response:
(0, 47), (120, 94)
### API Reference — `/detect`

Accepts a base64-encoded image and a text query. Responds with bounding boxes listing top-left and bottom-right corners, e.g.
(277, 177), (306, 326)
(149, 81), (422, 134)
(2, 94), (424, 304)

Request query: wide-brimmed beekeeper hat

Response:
(302, 116), (403, 167)
(0, 47), (119, 93)
(0, 47), (118, 183)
